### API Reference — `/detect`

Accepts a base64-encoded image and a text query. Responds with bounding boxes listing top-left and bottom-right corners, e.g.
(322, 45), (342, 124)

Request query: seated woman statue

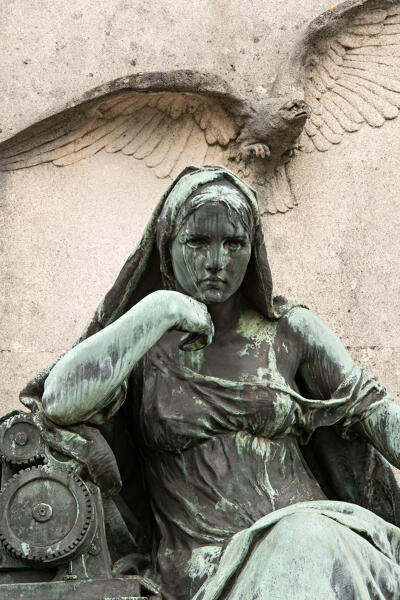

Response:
(20, 166), (400, 599)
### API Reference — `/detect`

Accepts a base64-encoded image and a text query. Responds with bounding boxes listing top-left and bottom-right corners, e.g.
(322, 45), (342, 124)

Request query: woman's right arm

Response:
(42, 290), (213, 426)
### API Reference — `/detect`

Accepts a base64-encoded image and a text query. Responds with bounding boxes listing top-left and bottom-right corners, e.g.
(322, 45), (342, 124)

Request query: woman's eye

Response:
(186, 237), (208, 249)
(225, 240), (243, 251)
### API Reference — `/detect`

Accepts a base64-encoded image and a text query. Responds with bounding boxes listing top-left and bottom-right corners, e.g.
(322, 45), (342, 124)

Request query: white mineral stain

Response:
(237, 310), (274, 342)
(250, 434), (269, 458)
(236, 310), (287, 386)
(255, 367), (269, 382)
(261, 442), (277, 511)
(21, 542), (30, 556)
(186, 545), (221, 580)
(194, 395), (204, 406)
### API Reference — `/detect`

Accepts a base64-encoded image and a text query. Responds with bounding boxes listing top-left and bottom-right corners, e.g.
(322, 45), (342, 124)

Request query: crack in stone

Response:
(346, 346), (400, 350)
(0, 349), (66, 353)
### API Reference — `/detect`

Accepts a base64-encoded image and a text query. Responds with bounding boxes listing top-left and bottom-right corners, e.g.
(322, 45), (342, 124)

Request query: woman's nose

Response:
(205, 243), (224, 273)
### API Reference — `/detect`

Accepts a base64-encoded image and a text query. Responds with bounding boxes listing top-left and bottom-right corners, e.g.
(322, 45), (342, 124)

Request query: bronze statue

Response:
(2, 165), (398, 599)
(1, 1), (400, 597)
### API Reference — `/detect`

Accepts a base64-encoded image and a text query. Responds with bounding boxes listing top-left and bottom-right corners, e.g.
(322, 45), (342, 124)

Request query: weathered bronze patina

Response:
(1, 165), (400, 599)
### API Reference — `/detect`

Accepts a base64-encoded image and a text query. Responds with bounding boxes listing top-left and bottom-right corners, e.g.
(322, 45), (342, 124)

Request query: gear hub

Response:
(0, 412), (45, 468)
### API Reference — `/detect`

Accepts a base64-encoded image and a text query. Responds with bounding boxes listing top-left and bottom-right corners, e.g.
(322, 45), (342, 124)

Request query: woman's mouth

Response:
(201, 277), (226, 288)
(202, 277), (225, 283)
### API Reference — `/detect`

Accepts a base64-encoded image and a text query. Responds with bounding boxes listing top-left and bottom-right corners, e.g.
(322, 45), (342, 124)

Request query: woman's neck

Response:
(207, 293), (246, 340)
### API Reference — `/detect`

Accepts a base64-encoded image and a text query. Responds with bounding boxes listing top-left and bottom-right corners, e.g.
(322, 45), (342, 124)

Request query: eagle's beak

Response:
(286, 99), (311, 119)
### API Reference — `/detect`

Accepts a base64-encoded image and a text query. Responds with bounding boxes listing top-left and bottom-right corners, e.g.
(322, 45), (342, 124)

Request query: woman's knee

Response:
(265, 512), (338, 553)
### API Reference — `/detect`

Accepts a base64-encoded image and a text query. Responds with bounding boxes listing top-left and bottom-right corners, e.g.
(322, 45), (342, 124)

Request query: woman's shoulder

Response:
(239, 297), (312, 342)
(273, 296), (313, 336)
(272, 295), (308, 319)
(276, 298), (353, 372)
(274, 297), (332, 346)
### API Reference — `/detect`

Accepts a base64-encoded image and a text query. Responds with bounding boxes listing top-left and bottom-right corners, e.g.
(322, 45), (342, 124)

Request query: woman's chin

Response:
(200, 289), (227, 304)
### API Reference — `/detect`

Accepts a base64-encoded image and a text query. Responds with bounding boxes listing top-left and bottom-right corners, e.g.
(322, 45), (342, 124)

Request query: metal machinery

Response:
(0, 411), (158, 600)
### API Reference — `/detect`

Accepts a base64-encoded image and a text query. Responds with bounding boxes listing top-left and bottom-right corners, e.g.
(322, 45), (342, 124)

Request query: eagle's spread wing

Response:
(0, 70), (288, 215)
(0, 72), (242, 181)
(300, 0), (400, 153)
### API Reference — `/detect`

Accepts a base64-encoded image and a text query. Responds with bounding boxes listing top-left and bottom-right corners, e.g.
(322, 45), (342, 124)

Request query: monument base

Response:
(0, 576), (147, 600)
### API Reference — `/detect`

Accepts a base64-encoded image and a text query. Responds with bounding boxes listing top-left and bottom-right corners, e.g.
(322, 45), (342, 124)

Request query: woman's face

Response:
(170, 201), (252, 304)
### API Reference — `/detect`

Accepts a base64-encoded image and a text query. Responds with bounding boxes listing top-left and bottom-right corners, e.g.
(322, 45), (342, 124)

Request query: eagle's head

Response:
(247, 97), (311, 137)
(278, 99), (311, 124)
(233, 97), (311, 167)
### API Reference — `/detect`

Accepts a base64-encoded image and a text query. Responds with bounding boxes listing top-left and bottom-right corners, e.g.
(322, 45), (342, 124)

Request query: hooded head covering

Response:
(79, 165), (279, 341)
(21, 165), (289, 403)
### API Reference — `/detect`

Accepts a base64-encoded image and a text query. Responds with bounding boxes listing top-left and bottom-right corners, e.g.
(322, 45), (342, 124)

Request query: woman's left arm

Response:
(354, 402), (400, 470)
(286, 307), (400, 469)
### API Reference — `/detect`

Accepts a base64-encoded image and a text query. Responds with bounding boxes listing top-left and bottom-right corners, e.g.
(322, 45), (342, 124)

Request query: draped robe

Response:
(19, 166), (400, 599)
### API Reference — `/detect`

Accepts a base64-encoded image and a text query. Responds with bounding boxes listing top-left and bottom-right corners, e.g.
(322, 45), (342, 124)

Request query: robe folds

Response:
(22, 329), (400, 599)
(133, 334), (400, 600)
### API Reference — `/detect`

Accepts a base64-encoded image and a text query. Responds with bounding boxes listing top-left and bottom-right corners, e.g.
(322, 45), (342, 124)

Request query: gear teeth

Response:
(0, 466), (93, 564)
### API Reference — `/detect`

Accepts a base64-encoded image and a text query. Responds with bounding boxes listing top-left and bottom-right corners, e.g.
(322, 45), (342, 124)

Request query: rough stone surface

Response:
(0, 0), (399, 411)
(0, 0), (331, 144)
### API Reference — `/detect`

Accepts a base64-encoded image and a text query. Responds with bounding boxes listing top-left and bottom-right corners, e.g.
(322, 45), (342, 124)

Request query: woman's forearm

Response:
(356, 400), (400, 469)
(42, 291), (178, 425)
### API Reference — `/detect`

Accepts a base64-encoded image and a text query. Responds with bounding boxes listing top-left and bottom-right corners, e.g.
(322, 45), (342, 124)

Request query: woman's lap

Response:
(194, 502), (400, 600)
(225, 512), (400, 599)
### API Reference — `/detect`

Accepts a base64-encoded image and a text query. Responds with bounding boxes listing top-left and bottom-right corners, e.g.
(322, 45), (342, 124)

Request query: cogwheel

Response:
(0, 465), (96, 564)
(0, 411), (45, 468)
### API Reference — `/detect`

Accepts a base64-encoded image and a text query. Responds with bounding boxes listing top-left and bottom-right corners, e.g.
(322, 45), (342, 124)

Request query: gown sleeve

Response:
(287, 307), (400, 469)
(285, 308), (394, 435)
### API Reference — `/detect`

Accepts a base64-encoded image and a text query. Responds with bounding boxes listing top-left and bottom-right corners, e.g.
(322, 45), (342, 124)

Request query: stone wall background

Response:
(0, 0), (399, 414)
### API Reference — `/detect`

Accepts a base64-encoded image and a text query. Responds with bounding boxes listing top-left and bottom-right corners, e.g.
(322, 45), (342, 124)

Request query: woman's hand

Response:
(166, 291), (214, 351)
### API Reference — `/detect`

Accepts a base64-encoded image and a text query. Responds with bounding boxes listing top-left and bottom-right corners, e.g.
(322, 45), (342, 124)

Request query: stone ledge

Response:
(0, 577), (146, 600)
